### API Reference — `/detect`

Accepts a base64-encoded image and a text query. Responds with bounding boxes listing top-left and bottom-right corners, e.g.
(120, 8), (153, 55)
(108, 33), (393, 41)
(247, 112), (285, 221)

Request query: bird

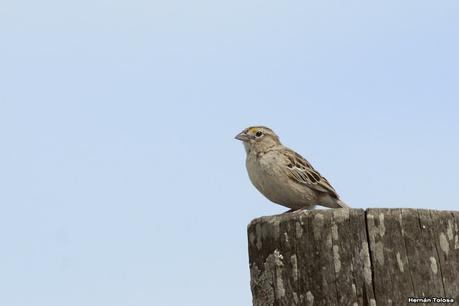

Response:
(235, 126), (349, 211)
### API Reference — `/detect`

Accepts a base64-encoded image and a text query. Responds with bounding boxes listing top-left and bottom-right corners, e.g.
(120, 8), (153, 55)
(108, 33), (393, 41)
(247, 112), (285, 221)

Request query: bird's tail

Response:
(336, 199), (350, 209)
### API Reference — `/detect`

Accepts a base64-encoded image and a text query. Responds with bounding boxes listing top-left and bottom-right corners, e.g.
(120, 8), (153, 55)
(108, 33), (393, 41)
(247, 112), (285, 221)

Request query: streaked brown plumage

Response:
(235, 126), (349, 210)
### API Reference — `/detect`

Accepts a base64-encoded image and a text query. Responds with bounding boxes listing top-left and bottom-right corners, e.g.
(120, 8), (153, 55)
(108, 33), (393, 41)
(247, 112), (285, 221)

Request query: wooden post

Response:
(248, 209), (459, 306)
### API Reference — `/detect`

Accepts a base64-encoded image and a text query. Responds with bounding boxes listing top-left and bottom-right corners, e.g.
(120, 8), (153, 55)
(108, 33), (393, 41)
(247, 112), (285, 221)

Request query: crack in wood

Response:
(248, 208), (459, 306)
(364, 209), (378, 306)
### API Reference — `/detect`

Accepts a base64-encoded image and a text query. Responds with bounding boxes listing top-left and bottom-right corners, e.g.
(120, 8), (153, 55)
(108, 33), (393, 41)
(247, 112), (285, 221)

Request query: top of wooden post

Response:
(248, 208), (459, 306)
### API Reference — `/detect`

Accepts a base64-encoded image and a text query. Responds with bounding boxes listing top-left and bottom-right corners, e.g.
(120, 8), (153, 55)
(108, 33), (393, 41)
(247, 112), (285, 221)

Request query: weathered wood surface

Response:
(248, 209), (459, 306)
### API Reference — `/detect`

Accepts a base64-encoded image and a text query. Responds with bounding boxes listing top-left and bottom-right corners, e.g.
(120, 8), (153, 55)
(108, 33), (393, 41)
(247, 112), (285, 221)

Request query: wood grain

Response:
(248, 209), (459, 306)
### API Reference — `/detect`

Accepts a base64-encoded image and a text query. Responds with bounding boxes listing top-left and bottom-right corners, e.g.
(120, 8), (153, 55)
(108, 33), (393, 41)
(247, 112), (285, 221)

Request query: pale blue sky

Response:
(1, 1), (458, 305)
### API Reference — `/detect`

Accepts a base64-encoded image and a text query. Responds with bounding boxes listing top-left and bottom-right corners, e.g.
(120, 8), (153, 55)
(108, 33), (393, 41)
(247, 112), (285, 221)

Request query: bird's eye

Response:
(255, 131), (263, 137)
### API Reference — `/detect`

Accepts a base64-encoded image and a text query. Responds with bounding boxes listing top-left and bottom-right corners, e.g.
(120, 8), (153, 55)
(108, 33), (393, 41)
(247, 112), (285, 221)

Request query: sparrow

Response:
(235, 126), (349, 210)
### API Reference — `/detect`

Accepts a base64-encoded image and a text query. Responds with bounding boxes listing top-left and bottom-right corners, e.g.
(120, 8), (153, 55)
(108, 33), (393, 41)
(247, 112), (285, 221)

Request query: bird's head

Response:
(235, 126), (281, 154)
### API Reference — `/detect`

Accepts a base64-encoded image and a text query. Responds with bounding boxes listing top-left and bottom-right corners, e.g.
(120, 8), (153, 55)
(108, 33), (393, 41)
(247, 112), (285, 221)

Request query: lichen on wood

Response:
(248, 208), (459, 306)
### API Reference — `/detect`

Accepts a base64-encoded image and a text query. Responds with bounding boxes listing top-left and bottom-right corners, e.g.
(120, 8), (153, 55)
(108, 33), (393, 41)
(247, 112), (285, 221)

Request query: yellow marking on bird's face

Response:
(248, 127), (258, 134)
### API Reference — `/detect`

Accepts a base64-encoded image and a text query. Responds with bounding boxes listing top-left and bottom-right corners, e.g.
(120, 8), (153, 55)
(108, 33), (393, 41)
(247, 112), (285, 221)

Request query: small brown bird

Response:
(235, 126), (349, 210)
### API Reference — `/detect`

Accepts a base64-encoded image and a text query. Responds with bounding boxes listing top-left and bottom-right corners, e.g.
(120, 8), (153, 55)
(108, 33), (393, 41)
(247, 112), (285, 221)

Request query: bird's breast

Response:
(246, 154), (287, 200)
(245, 152), (317, 209)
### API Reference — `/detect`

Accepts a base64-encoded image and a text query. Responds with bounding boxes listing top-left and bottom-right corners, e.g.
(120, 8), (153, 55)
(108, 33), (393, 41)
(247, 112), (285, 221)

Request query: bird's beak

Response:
(235, 131), (250, 142)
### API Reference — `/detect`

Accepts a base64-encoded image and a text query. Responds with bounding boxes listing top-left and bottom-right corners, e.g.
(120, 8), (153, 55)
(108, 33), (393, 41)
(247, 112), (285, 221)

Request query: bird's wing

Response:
(281, 148), (339, 198)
